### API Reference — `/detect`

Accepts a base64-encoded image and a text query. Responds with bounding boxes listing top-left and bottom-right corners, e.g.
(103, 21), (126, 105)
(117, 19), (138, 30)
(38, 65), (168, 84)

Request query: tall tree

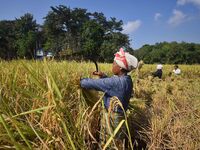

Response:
(15, 13), (37, 58)
(81, 20), (104, 60)
(44, 5), (90, 54)
(100, 32), (130, 62)
(0, 20), (17, 59)
(43, 5), (130, 60)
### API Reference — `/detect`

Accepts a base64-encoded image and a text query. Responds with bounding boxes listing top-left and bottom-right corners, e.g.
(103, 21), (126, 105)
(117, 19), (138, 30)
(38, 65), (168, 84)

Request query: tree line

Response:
(0, 5), (133, 62)
(0, 5), (199, 64)
(134, 42), (200, 64)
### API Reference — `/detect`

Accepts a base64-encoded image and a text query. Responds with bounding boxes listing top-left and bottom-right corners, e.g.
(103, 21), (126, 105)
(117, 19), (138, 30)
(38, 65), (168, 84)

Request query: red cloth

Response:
(114, 48), (128, 70)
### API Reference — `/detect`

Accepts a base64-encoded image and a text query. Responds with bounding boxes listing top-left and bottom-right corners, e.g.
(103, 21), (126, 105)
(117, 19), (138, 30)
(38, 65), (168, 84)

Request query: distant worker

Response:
(173, 65), (181, 75)
(152, 64), (163, 79)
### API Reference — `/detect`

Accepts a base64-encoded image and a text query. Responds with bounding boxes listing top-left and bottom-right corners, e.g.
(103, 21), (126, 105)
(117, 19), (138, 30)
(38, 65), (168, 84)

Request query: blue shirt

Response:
(152, 69), (162, 79)
(80, 75), (133, 113)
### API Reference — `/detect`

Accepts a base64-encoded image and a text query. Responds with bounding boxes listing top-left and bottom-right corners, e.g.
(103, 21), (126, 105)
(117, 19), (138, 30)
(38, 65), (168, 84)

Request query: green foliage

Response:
(43, 5), (129, 61)
(100, 32), (130, 62)
(1, 5), (200, 64)
(0, 5), (138, 62)
(135, 42), (200, 64)
(43, 5), (90, 54)
(0, 20), (17, 59)
(15, 13), (37, 58)
(81, 20), (104, 59)
(16, 31), (37, 58)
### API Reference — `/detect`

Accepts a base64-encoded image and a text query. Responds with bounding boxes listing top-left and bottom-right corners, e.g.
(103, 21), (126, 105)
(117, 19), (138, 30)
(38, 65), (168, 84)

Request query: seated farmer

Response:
(173, 65), (181, 75)
(152, 64), (163, 79)
(80, 48), (138, 148)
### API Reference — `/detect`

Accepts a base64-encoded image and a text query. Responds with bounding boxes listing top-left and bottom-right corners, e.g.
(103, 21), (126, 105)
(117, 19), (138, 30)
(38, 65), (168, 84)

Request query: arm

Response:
(80, 77), (114, 92)
(152, 70), (160, 77)
(152, 70), (157, 77)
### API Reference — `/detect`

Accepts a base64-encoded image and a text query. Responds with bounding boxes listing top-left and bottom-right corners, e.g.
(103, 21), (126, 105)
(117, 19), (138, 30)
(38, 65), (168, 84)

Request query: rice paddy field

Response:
(0, 60), (200, 150)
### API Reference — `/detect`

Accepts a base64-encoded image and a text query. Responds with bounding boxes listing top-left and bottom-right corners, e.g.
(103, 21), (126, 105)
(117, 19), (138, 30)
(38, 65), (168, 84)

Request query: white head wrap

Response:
(157, 64), (163, 70)
(114, 48), (138, 71)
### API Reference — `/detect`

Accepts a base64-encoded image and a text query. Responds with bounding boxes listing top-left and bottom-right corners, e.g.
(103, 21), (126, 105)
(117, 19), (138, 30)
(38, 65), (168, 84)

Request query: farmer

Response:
(80, 47), (138, 148)
(152, 64), (163, 79)
(173, 65), (181, 75)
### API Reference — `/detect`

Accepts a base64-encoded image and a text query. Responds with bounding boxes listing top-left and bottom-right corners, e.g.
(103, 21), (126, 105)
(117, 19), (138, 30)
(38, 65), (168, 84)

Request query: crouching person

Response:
(80, 48), (138, 149)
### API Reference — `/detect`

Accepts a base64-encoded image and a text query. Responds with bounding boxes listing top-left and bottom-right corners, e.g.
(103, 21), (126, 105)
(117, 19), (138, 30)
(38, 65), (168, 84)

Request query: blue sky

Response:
(0, 0), (200, 49)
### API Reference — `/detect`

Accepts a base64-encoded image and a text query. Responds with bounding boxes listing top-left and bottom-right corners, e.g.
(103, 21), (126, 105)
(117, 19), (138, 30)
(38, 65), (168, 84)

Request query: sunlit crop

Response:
(0, 60), (199, 149)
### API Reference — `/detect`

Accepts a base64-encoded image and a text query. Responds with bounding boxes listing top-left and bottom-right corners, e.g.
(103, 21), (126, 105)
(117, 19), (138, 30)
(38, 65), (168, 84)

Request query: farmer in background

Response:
(173, 65), (181, 75)
(80, 47), (138, 148)
(152, 64), (163, 79)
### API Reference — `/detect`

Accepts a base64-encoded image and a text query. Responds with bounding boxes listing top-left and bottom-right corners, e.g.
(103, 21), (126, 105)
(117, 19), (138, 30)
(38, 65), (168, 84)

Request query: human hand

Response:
(92, 71), (105, 78)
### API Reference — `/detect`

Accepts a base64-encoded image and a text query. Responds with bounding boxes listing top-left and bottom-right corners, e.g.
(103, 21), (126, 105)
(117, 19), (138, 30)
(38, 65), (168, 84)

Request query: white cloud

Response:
(168, 9), (187, 26)
(154, 13), (162, 21)
(177, 0), (200, 6)
(122, 20), (141, 34)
